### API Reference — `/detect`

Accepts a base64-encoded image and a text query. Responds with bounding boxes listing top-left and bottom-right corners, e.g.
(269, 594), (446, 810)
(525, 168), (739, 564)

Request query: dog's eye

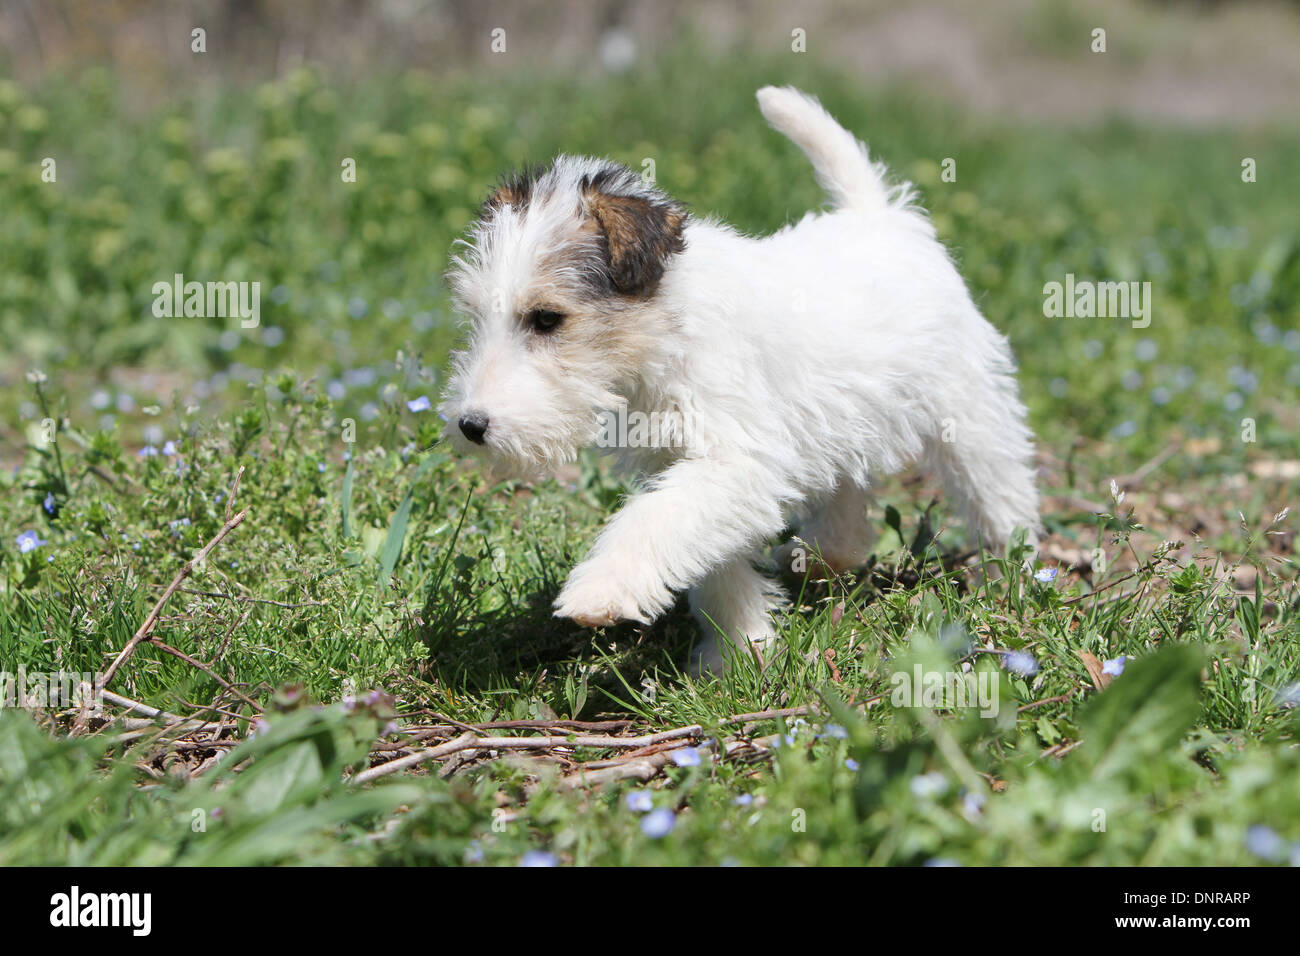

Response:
(526, 308), (565, 333)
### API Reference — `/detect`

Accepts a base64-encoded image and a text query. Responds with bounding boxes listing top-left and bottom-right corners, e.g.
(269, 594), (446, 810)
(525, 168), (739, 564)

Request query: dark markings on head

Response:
(579, 166), (687, 298)
(482, 164), (545, 214)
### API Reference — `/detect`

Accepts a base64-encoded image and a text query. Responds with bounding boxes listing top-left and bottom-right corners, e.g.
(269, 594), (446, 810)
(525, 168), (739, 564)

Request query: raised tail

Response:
(756, 85), (910, 213)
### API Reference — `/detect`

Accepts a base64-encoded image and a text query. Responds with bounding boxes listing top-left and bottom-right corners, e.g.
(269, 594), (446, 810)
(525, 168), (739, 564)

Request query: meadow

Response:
(2, 47), (1298, 865)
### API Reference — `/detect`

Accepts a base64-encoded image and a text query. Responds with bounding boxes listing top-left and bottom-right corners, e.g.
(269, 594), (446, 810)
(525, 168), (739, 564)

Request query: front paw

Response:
(553, 562), (665, 628)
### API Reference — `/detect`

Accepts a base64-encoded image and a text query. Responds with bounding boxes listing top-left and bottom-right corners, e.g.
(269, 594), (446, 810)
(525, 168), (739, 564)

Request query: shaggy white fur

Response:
(442, 86), (1041, 674)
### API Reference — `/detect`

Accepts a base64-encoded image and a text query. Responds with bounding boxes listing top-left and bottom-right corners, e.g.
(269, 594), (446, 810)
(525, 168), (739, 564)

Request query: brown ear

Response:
(582, 187), (686, 297)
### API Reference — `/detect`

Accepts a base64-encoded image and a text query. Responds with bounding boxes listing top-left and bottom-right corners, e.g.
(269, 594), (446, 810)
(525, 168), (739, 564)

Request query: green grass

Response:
(1, 47), (1298, 865)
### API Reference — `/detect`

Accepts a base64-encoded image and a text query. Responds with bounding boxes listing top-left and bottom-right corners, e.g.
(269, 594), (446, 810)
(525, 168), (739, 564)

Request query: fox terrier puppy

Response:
(442, 86), (1041, 674)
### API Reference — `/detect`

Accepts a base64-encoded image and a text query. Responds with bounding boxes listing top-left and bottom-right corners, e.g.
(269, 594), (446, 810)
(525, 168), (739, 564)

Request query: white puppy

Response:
(442, 86), (1041, 673)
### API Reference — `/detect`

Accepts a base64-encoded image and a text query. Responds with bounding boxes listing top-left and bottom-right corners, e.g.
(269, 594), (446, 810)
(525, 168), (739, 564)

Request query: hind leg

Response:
(688, 555), (785, 676)
(924, 417), (1041, 551)
(775, 480), (876, 578)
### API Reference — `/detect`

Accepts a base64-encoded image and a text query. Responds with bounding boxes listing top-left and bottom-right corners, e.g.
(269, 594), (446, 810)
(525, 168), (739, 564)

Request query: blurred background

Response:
(2, 0), (1298, 484)
(6, 0), (1300, 121)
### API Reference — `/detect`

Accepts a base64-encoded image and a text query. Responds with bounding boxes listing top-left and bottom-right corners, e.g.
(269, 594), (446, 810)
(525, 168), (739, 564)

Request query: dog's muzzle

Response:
(458, 412), (489, 445)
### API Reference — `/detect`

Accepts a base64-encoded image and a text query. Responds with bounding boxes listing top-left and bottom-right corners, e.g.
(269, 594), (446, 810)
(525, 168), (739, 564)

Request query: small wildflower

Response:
(910, 771), (949, 799)
(519, 850), (558, 867)
(670, 747), (702, 767)
(640, 808), (676, 838)
(43, 493), (56, 515)
(1245, 825), (1284, 861)
(1034, 567), (1058, 584)
(820, 724), (849, 739)
(961, 791), (986, 821)
(406, 395), (432, 413)
(137, 445), (159, 458)
(1102, 656), (1127, 677)
(162, 440), (179, 456)
(17, 530), (48, 554)
(845, 758), (861, 772)
(1001, 650), (1039, 677)
(1276, 682), (1300, 708)
(733, 794), (754, 807)
(464, 840), (484, 864)
(624, 791), (654, 813)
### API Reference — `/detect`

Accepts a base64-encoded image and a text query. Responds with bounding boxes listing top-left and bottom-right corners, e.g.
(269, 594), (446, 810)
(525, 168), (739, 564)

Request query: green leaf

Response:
(884, 504), (903, 544)
(341, 456), (355, 539)
(378, 455), (443, 581)
(1077, 644), (1203, 779)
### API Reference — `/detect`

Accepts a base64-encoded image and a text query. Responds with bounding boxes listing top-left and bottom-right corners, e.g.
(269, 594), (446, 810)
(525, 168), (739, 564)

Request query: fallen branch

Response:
(352, 726), (704, 785)
(102, 508), (248, 688)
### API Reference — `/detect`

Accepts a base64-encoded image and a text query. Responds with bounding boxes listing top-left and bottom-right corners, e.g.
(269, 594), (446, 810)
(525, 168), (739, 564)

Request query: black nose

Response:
(458, 412), (489, 445)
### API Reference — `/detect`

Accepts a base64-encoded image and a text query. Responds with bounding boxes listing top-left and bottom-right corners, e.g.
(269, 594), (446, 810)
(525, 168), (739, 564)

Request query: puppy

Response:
(441, 86), (1041, 674)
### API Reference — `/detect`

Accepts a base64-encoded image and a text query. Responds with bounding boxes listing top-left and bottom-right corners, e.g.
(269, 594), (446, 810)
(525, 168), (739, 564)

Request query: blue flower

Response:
(17, 530), (48, 554)
(670, 747), (702, 767)
(1001, 650), (1039, 677)
(1102, 656), (1126, 677)
(640, 808), (676, 838)
(137, 445), (159, 458)
(624, 791), (654, 813)
(463, 840), (484, 864)
(733, 794), (754, 807)
(406, 395), (432, 413)
(162, 440), (179, 456)
(845, 758), (861, 772)
(1245, 824), (1284, 861)
(43, 493), (56, 515)
(910, 772), (949, 798)
(820, 724), (848, 739)
(519, 850), (558, 867)
(1034, 567), (1058, 584)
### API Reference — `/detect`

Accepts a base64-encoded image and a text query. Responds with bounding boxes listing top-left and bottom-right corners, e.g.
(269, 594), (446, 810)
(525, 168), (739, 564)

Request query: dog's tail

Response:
(756, 86), (910, 213)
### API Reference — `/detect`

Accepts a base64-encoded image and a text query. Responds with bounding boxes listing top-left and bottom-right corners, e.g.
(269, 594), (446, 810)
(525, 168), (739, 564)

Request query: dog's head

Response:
(440, 157), (687, 474)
